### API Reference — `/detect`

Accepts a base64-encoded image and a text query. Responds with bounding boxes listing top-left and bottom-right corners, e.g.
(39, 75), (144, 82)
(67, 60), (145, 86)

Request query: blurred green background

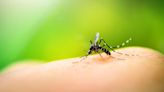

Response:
(0, 0), (163, 71)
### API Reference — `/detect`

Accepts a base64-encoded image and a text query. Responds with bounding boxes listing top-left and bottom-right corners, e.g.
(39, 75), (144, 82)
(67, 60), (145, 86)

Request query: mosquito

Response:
(82, 32), (132, 59)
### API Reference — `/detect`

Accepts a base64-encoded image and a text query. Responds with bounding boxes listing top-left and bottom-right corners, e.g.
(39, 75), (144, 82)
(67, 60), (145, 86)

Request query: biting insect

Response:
(83, 32), (132, 58)
(86, 32), (111, 57)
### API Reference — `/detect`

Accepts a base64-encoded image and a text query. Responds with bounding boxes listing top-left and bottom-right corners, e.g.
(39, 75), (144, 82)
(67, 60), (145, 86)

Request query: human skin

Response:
(0, 47), (164, 92)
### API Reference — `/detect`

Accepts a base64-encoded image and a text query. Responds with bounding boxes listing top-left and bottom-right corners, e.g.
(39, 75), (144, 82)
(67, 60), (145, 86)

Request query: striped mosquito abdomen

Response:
(98, 46), (111, 55)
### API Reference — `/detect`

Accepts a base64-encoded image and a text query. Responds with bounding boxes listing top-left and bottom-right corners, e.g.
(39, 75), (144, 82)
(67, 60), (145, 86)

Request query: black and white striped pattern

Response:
(111, 38), (132, 49)
(101, 37), (136, 56)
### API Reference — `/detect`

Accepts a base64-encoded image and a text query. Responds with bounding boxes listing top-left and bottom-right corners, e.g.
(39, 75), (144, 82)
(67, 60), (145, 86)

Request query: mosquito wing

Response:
(94, 32), (100, 45)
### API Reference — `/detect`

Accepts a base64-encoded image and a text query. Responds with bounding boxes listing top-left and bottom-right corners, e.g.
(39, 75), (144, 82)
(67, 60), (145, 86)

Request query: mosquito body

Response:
(84, 32), (132, 58)
(87, 32), (111, 57)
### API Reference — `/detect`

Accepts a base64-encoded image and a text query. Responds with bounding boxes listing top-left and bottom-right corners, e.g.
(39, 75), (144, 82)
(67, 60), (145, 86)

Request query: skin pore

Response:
(0, 47), (164, 92)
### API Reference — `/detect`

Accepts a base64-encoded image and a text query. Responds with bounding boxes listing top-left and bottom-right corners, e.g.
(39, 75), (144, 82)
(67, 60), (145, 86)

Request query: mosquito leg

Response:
(100, 38), (136, 56)
(99, 38), (116, 52)
(108, 38), (132, 49)
(96, 50), (104, 59)
(100, 47), (125, 60)
(90, 40), (93, 44)
(98, 37), (108, 48)
(80, 49), (92, 61)
(80, 54), (88, 61)
(99, 38), (126, 56)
